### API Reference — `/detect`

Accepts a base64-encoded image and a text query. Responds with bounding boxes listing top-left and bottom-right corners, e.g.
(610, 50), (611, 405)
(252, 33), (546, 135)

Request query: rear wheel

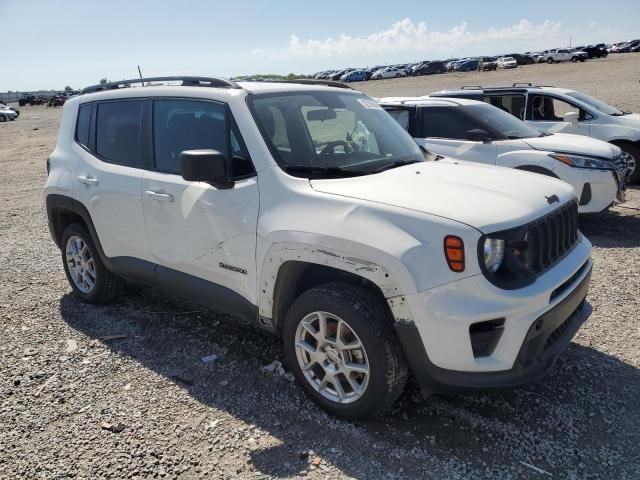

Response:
(61, 223), (122, 303)
(283, 283), (408, 419)
(547, 58), (554, 64)
(0, 114), (6, 122)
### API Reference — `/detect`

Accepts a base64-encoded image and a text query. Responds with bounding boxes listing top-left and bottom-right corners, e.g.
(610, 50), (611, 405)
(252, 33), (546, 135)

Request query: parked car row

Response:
(17, 91), (79, 107)
(608, 39), (640, 53)
(310, 38), (637, 85)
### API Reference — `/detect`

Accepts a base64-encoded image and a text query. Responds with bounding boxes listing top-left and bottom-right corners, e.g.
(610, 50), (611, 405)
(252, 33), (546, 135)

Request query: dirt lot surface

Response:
(1, 54), (640, 479)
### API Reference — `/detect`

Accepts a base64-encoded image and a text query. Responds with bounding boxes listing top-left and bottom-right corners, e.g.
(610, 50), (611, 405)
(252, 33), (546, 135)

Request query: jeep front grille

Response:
(525, 201), (579, 274)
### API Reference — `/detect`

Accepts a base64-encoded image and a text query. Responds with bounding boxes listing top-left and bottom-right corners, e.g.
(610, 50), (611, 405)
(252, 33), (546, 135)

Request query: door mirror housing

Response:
(563, 111), (579, 125)
(466, 129), (492, 142)
(180, 149), (227, 184)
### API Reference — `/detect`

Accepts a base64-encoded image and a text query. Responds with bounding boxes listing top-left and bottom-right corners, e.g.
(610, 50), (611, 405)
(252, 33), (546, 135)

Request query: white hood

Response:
(522, 133), (620, 159)
(310, 160), (575, 233)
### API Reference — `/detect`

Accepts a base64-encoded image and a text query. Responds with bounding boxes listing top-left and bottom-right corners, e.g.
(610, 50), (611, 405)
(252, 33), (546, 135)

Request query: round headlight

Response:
(483, 238), (505, 273)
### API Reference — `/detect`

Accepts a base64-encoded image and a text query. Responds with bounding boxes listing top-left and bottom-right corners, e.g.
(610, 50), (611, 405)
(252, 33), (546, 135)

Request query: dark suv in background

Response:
(410, 61), (447, 76)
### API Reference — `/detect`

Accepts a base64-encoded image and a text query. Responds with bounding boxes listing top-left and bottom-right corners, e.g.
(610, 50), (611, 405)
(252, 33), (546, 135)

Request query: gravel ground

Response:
(1, 54), (640, 479)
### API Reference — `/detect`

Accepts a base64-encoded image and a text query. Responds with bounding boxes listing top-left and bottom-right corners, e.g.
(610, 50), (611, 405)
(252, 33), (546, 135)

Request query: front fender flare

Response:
(257, 242), (409, 321)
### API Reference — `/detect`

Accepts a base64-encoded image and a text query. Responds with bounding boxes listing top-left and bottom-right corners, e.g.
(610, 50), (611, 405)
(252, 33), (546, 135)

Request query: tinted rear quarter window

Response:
(95, 101), (143, 167)
(76, 104), (92, 147)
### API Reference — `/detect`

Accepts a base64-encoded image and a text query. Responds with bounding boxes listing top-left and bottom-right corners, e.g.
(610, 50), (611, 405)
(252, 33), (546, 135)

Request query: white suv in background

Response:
(496, 56), (518, 69)
(430, 84), (640, 182)
(380, 96), (626, 213)
(45, 76), (593, 419)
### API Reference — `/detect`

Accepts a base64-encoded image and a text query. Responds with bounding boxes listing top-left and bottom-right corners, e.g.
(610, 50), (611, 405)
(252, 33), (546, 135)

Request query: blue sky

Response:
(1, 0), (638, 91)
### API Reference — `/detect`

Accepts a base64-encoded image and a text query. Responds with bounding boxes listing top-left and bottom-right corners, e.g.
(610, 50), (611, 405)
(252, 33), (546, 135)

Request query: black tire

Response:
(282, 282), (408, 419)
(0, 114), (6, 122)
(616, 142), (640, 183)
(61, 223), (122, 304)
(395, 73), (401, 78)
(547, 58), (554, 64)
(571, 57), (578, 63)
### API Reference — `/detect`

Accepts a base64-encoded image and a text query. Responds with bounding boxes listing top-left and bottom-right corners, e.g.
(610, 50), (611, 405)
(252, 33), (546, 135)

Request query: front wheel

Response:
(61, 223), (122, 303)
(547, 58), (554, 64)
(618, 142), (640, 183)
(571, 57), (578, 62)
(283, 283), (408, 419)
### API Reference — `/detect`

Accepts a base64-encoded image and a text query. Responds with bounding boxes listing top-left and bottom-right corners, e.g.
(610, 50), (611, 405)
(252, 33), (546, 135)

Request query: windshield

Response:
(248, 91), (424, 177)
(566, 91), (624, 115)
(464, 103), (543, 139)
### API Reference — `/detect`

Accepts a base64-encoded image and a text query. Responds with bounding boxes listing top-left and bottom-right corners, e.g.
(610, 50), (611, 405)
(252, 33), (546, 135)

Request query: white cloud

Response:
(254, 18), (567, 60)
(217, 18), (637, 75)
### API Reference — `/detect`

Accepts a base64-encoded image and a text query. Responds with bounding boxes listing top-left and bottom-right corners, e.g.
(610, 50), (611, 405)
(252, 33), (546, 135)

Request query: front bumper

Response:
(396, 264), (592, 395)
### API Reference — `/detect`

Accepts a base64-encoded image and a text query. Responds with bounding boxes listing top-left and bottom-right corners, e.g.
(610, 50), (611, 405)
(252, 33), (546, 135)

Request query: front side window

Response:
(153, 99), (227, 174)
(421, 107), (479, 140)
(529, 95), (590, 122)
(249, 92), (423, 176)
(96, 100), (143, 167)
(153, 99), (254, 178)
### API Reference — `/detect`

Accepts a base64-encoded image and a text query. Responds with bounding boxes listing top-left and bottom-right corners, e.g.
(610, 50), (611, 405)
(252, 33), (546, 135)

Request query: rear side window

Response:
(76, 104), (92, 147)
(484, 94), (526, 119)
(421, 107), (479, 140)
(95, 101), (143, 167)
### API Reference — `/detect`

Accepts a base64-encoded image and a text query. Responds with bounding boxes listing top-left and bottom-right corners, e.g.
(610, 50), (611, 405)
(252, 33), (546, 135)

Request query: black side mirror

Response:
(466, 129), (492, 142)
(180, 149), (227, 184)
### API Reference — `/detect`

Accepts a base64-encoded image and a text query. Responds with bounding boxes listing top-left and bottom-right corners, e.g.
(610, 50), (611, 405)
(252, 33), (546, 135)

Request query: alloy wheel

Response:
(624, 152), (637, 181)
(65, 236), (96, 293)
(295, 311), (369, 404)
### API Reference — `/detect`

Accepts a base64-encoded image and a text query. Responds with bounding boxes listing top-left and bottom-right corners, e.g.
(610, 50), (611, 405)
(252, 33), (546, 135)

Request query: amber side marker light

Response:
(444, 235), (465, 272)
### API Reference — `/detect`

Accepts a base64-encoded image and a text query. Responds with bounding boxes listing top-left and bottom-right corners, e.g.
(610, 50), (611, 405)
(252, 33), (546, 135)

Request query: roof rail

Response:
(258, 79), (354, 90)
(80, 76), (242, 95)
(459, 83), (556, 91)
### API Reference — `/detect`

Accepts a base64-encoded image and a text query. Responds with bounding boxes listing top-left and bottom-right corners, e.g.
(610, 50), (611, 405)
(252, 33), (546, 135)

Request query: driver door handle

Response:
(145, 190), (174, 202)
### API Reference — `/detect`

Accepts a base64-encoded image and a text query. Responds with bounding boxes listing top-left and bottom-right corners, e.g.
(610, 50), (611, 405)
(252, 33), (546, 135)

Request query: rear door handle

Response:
(78, 175), (98, 186)
(145, 190), (174, 202)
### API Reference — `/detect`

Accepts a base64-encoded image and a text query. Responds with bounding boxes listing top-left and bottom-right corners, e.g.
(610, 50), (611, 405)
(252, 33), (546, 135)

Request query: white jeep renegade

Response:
(46, 77), (593, 419)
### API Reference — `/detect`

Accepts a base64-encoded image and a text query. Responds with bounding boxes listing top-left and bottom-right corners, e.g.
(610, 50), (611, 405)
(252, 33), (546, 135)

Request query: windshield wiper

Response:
(283, 165), (368, 176)
(368, 158), (422, 173)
